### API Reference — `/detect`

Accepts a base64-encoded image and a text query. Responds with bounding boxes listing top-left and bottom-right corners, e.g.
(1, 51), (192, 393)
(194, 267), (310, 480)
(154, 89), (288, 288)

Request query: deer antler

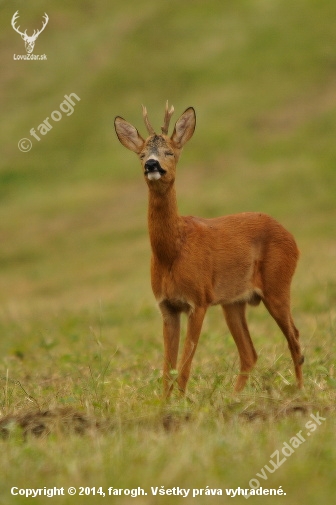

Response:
(11, 11), (49, 40)
(161, 101), (174, 135)
(11, 11), (26, 37)
(35, 13), (49, 37)
(142, 105), (156, 135)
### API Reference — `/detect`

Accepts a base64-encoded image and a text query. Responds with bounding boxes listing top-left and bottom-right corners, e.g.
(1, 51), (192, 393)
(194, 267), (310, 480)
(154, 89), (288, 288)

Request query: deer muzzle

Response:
(144, 159), (166, 181)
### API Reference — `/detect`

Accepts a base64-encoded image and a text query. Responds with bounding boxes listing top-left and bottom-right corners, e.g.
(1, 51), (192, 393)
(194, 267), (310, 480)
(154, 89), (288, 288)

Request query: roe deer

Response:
(114, 102), (304, 397)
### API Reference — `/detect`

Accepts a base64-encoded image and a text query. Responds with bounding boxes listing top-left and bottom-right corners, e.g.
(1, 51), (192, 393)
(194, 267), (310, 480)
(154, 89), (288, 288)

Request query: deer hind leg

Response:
(177, 306), (206, 394)
(222, 302), (258, 392)
(263, 294), (304, 389)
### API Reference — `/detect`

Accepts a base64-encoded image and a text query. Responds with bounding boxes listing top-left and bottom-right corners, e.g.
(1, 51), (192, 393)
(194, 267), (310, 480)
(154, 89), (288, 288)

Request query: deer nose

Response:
(144, 159), (161, 172)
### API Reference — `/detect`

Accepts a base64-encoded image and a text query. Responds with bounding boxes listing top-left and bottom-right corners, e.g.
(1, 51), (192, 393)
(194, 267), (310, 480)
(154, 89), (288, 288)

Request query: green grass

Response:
(1, 0), (336, 503)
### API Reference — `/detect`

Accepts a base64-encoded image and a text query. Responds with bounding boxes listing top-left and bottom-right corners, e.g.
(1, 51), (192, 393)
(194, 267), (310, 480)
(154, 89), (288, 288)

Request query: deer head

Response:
(114, 101), (196, 190)
(11, 11), (49, 54)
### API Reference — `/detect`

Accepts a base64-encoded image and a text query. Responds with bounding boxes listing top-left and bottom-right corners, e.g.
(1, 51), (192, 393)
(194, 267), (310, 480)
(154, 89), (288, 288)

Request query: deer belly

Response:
(212, 257), (263, 305)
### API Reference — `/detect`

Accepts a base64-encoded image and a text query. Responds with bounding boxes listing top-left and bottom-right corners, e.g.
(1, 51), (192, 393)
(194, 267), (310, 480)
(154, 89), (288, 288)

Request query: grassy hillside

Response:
(0, 0), (336, 503)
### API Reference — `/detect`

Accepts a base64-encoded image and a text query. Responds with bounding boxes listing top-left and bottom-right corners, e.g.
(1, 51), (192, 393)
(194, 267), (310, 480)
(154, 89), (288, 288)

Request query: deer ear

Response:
(114, 117), (145, 154)
(171, 107), (196, 148)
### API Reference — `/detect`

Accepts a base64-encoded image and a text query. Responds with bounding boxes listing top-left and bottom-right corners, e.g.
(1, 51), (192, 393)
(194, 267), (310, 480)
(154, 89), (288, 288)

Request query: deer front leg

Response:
(177, 306), (206, 394)
(160, 302), (181, 398)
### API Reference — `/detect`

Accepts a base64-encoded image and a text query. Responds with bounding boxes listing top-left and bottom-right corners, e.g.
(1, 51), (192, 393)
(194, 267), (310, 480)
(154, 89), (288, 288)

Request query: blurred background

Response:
(0, 0), (336, 367)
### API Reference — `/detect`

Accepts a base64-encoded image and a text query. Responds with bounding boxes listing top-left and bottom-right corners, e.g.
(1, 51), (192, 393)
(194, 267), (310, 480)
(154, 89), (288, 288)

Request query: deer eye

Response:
(139, 153), (146, 160)
(164, 151), (174, 157)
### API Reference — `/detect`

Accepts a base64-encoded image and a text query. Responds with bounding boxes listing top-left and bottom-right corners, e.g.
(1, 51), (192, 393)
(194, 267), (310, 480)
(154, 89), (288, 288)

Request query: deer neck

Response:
(147, 183), (183, 264)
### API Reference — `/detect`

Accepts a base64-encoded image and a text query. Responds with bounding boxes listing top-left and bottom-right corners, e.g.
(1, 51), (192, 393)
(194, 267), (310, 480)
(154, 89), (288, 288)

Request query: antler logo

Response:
(11, 11), (49, 54)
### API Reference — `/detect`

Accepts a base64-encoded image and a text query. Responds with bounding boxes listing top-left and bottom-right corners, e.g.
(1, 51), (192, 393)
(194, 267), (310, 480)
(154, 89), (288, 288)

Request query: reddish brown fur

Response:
(115, 104), (304, 398)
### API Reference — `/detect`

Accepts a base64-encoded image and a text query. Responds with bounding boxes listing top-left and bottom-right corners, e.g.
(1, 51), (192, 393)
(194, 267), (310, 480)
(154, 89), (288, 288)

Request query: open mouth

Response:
(145, 167), (166, 180)
(144, 159), (167, 181)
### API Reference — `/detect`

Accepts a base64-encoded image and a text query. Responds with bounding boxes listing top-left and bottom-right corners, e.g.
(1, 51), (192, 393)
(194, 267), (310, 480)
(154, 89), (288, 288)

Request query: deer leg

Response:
(160, 302), (181, 398)
(263, 295), (304, 388)
(222, 302), (258, 392)
(177, 306), (206, 394)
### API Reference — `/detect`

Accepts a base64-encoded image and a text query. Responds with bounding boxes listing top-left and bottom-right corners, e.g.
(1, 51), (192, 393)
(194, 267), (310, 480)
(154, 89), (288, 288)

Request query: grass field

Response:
(1, 0), (336, 503)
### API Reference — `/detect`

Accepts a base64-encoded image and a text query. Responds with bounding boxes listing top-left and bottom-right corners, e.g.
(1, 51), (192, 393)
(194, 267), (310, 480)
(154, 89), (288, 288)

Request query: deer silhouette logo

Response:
(11, 11), (49, 54)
